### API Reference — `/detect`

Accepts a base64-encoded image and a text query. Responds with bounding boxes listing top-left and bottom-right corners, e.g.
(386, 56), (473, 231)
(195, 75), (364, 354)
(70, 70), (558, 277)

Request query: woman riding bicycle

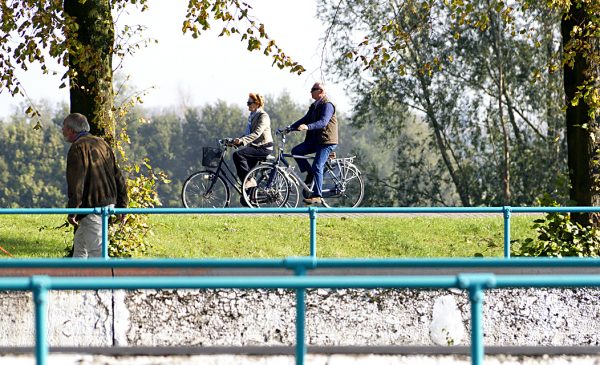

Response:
(287, 82), (338, 205)
(232, 93), (274, 204)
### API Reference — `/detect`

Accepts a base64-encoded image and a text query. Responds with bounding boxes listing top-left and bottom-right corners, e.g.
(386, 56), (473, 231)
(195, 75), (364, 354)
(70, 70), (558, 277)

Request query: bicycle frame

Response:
(211, 148), (243, 196)
(267, 131), (359, 195)
(279, 153), (312, 193)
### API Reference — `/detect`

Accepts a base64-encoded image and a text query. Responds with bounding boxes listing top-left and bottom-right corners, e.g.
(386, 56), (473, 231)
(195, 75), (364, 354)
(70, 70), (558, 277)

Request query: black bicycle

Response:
(181, 139), (295, 208)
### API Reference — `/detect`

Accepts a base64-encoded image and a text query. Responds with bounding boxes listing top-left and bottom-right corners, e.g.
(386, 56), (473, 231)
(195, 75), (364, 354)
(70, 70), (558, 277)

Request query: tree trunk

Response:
(489, 5), (511, 204)
(63, 0), (115, 143)
(561, 4), (598, 226)
(419, 78), (472, 206)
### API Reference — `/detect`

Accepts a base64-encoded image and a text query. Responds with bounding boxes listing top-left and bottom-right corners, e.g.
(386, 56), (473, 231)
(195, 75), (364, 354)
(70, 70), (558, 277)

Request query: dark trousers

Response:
(232, 145), (272, 181)
(291, 142), (337, 197)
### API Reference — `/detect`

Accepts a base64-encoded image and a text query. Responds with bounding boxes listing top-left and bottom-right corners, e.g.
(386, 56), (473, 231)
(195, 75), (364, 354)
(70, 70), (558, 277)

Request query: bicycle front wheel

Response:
(182, 171), (230, 208)
(321, 164), (364, 207)
(243, 165), (295, 208)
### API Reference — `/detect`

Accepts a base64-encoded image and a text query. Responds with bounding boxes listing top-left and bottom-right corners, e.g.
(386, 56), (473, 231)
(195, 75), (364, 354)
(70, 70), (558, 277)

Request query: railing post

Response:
(294, 266), (307, 365)
(457, 274), (496, 365)
(31, 275), (51, 365)
(101, 207), (109, 259)
(503, 206), (511, 258)
(308, 206), (318, 258)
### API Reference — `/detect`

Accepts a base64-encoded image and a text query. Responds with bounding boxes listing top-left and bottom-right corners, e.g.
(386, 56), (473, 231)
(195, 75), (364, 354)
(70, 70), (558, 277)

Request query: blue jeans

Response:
(291, 142), (337, 197)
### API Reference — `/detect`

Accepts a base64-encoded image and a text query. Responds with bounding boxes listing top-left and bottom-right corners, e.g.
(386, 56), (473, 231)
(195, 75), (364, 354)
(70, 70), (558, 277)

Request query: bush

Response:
(515, 197), (600, 257)
(108, 158), (168, 257)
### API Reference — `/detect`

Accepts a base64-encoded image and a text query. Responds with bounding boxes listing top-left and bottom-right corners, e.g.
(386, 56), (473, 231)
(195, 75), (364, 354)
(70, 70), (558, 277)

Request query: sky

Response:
(0, 0), (350, 119)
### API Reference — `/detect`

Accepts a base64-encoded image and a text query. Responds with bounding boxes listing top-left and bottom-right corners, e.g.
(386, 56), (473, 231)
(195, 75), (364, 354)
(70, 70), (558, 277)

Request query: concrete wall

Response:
(2, 287), (600, 347)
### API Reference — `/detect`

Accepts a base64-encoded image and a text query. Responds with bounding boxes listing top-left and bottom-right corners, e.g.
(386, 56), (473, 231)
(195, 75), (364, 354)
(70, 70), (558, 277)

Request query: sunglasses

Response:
(310, 88), (322, 92)
(247, 101), (255, 106)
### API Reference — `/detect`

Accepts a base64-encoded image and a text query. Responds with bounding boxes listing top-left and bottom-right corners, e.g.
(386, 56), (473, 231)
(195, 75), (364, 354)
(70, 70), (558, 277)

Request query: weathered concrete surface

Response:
(2, 287), (600, 347)
(0, 290), (113, 346)
(123, 288), (600, 347)
(2, 354), (600, 365)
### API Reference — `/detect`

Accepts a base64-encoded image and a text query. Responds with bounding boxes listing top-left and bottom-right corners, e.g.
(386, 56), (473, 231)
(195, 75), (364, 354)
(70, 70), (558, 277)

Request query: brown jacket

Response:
(66, 134), (128, 212)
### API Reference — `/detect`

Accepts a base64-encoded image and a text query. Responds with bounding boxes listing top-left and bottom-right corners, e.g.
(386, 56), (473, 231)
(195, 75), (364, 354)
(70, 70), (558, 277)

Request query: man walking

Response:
(62, 113), (128, 257)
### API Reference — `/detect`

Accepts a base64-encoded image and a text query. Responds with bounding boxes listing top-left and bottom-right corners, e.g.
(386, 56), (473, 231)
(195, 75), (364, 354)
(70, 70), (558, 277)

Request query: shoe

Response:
(244, 178), (257, 189)
(303, 196), (322, 205)
(239, 196), (250, 207)
(239, 195), (256, 208)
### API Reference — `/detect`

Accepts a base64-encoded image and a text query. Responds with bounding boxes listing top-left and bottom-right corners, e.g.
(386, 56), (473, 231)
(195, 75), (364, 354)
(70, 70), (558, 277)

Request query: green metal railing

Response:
(2, 206), (600, 365)
(3, 259), (600, 365)
(3, 205), (599, 258)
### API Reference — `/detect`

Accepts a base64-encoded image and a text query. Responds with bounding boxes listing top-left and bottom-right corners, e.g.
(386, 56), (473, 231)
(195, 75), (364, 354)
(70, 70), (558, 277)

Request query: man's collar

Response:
(73, 131), (90, 142)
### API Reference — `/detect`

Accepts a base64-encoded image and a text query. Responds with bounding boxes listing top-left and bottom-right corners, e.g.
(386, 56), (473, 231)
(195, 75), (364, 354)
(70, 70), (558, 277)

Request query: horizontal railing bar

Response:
(112, 207), (508, 214)
(0, 277), (30, 289)
(0, 275), (460, 290)
(495, 275), (600, 287)
(0, 258), (290, 268)
(314, 257), (600, 267)
(0, 208), (98, 215)
(6, 274), (600, 291)
(3, 345), (600, 356)
(3, 257), (600, 268)
(510, 207), (600, 213)
(1, 206), (600, 215)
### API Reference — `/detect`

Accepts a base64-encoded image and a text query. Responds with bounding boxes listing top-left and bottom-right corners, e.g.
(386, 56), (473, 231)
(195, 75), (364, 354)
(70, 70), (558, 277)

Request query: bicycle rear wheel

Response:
(182, 171), (230, 208)
(321, 164), (364, 207)
(242, 165), (296, 208)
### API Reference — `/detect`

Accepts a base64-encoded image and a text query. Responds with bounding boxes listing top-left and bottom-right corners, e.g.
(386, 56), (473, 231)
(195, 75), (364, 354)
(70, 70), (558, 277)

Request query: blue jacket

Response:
(290, 97), (338, 144)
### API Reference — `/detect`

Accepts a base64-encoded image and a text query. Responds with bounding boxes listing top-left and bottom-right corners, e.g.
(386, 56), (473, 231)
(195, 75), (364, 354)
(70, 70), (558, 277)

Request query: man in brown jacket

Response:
(62, 113), (128, 258)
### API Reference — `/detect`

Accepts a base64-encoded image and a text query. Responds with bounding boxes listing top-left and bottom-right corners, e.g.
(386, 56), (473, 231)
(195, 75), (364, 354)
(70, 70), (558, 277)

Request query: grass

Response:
(0, 214), (540, 259)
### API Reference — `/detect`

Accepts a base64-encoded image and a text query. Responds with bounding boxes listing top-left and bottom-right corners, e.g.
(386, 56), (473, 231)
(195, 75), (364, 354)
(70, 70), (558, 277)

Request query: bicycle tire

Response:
(182, 171), (230, 208)
(242, 165), (296, 208)
(321, 163), (364, 207)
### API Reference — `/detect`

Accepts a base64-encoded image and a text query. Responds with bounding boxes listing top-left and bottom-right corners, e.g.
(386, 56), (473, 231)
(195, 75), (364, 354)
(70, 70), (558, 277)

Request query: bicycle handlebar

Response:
(218, 138), (236, 147)
(275, 126), (293, 135)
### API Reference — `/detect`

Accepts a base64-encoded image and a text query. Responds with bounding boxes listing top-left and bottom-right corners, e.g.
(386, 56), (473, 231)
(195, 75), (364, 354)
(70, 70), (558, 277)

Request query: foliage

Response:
(184, 0), (305, 74)
(0, 0), (304, 120)
(109, 94), (170, 257)
(108, 159), (165, 257)
(322, 0), (598, 211)
(0, 87), (573, 210)
(336, 0), (599, 121)
(554, 0), (600, 119)
(320, 0), (568, 206)
(0, 115), (66, 208)
(515, 196), (600, 257)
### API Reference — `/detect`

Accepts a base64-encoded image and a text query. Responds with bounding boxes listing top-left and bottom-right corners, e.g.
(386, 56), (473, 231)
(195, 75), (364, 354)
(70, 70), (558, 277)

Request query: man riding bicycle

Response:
(287, 82), (338, 205)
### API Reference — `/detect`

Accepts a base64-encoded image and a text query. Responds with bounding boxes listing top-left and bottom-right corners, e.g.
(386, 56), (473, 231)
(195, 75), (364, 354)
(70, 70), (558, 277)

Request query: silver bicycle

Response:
(242, 128), (364, 208)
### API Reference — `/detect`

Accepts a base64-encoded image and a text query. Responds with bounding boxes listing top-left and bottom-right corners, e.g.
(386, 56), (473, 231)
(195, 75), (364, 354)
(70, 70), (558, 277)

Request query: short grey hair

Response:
(64, 113), (90, 133)
(313, 81), (326, 94)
